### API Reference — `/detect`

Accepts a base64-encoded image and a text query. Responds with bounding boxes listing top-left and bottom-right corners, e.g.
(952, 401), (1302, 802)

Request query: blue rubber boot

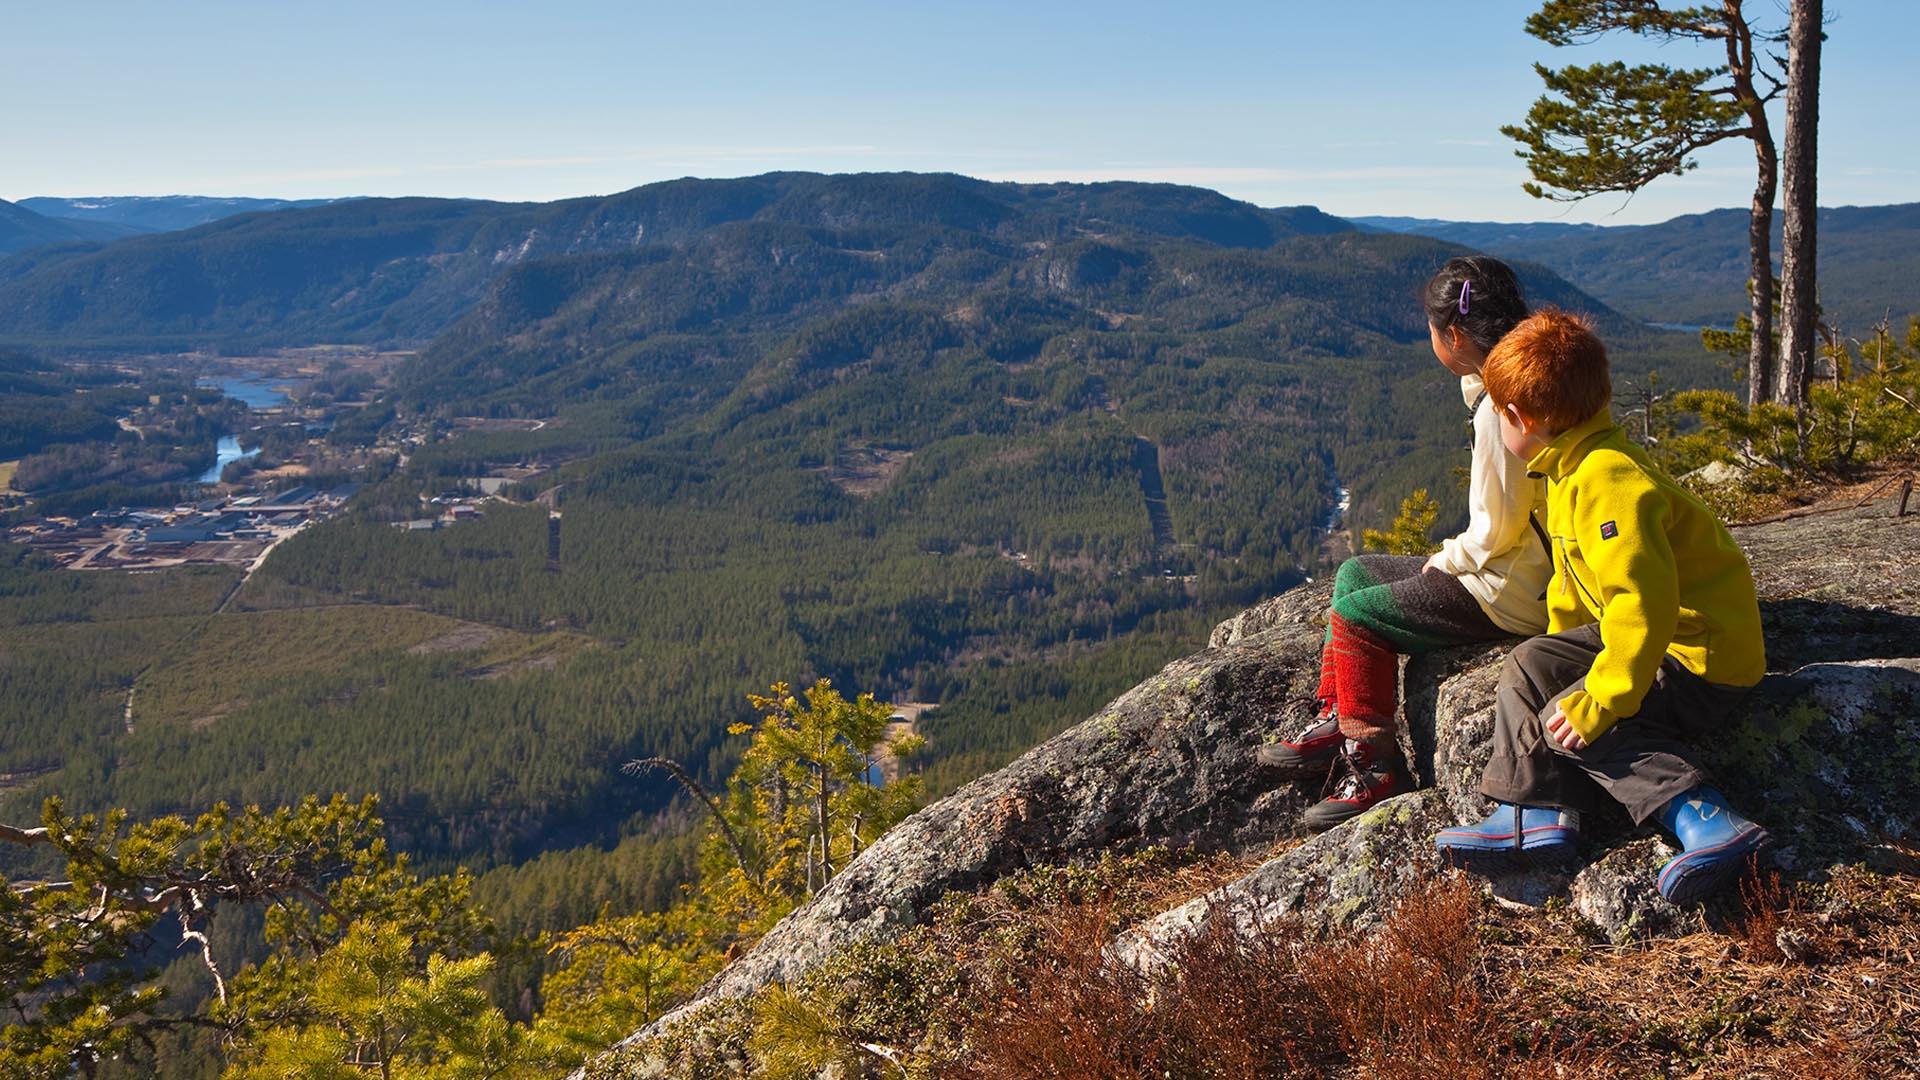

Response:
(1656, 787), (1770, 905)
(1434, 802), (1580, 874)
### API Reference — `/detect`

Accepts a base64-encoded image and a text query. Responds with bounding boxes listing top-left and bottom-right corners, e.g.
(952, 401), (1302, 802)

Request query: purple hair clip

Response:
(1458, 280), (1472, 316)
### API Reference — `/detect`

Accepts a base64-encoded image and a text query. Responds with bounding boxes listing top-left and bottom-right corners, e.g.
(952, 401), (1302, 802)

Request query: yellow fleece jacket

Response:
(1528, 410), (1766, 743)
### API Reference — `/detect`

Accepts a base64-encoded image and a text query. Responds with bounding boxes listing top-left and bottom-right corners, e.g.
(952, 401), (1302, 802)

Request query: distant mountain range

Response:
(0, 198), (142, 255)
(1354, 204), (1920, 333)
(18, 195), (353, 235)
(2, 195), (359, 258)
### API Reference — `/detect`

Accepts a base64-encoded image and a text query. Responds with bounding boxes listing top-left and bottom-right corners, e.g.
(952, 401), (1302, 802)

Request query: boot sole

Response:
(1302, 786), (1414, 832)
(1436, 828), (1580, 875)
(1255, 745), (1341, 777)
(1658, 826), (1769, 905)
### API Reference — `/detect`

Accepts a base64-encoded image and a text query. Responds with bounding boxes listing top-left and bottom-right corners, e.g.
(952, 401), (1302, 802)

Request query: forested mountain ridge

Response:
(8, 176), (1913, 347)
(0, 173), (1352, 348)
(401, 213), (1610, 414)
(1355, 202), (1920, 331)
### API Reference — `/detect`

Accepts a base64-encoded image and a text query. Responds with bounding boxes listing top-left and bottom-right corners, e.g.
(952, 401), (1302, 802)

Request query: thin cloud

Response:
(974, 164), (1512, 187)
(171, 145), (891, 189)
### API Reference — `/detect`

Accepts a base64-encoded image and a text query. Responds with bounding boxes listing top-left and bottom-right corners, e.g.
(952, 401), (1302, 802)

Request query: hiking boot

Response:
(1301, 740), (1412, 832)
(1434, 802), (1581, 874)
(1656, 787), (1770, 905)
(1255, 711), (1343, 777)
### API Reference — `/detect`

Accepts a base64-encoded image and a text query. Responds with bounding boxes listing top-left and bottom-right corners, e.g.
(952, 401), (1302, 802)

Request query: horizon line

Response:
(11, 170), (1916, 230)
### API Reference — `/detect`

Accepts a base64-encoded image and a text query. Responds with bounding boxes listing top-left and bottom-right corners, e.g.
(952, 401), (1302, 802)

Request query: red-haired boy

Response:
(1433, 310), (1770, 904)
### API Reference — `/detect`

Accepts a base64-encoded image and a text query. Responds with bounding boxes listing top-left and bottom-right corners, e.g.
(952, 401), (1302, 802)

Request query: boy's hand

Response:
(1545, 708), (1588, 752)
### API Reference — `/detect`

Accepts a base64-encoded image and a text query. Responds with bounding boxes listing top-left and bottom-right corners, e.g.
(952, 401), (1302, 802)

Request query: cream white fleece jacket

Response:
(1428, 374), (1552, 635)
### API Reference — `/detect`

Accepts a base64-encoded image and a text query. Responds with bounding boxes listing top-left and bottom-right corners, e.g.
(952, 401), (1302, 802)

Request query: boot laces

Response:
(1289, 705), (1338, 742)
(1323, 738), (1382, 801)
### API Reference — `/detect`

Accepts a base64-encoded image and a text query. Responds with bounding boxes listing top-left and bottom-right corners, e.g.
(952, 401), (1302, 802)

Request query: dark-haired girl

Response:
(1258, 255), (1552, 830)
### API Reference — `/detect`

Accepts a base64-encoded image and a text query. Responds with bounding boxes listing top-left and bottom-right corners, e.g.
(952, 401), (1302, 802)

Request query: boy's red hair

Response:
(1482, 308), (1611, 433)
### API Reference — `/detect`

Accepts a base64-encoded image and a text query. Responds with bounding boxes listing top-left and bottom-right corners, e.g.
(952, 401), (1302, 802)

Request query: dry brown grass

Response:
(1477, 863), (1920, 1079)
(952, 873), (1613, 1079)
(933, 858), (1919, 1080)
(1301, 874), (1600, 1080)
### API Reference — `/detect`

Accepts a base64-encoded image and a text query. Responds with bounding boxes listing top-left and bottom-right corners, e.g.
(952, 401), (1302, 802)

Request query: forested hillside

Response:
(12, 176), (1914, 349)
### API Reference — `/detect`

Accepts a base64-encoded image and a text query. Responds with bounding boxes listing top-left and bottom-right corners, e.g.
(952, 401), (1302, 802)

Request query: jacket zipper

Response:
(1529, 514), (1551, 600)
(1543, 534), (1605, 611)
(1555, 535), (1604, 611)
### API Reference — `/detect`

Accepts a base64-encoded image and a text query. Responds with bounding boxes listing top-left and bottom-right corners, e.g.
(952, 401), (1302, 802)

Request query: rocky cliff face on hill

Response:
(583, 497), (1920, 1075)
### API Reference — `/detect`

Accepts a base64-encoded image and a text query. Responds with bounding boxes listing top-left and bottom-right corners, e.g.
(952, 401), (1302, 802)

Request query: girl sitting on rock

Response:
(1258, 255), (1552, 830)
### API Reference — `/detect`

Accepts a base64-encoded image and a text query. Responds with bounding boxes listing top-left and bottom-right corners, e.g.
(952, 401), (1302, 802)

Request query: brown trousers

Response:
(1478, 624), (1750, 825)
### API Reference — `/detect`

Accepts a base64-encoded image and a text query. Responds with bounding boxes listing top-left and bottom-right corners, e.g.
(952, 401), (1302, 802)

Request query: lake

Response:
(202, 375), (291, 409)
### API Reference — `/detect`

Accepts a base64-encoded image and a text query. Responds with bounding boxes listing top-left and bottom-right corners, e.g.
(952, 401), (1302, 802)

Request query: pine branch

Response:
(622, 755), (763, 891)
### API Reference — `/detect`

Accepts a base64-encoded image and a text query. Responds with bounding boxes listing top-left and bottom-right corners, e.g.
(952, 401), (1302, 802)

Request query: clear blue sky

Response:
(5, 1), (1914, 223)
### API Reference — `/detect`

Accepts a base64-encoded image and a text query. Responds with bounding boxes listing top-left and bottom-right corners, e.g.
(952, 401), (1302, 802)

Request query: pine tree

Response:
(1777, 0), (1825, 412)
(728, 680), (923, 904)
(0, 795), (547, 1079)
(223, 922), (537, 1080)
(1362, 489), (1440, 556)
(1504, 1), (1786, 407)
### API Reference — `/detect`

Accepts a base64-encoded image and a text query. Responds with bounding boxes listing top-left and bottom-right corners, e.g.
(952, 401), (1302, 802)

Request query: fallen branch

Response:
(0, 823), (53, 847)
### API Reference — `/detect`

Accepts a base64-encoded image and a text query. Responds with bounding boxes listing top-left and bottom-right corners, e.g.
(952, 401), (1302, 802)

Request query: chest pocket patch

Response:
(1600, 520), (1619, 540)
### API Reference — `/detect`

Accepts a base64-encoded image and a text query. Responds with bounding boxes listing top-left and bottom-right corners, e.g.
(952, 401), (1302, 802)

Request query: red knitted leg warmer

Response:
(1326, 611), (1399, 743)
(1314, 630), (1338, 712)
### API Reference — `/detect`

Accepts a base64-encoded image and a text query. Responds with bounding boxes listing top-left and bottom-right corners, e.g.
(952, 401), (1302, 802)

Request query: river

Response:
(1325, 483), (1351, 532)
(197, 376), (292, 484)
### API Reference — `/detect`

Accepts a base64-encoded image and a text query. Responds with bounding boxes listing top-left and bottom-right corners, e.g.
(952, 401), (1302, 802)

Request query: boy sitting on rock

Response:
(1433, 310), (1771, 904)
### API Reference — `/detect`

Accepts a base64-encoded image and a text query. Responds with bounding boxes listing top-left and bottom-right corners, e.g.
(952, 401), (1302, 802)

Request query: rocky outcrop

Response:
(1118, 653), (1920, 967)
(602, 585), (1338, 1055)
(588, 499), (1920, 1069)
